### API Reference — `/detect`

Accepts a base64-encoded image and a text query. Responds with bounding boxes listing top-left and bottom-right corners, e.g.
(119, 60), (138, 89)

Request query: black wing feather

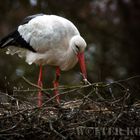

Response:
(0, 29), (36, 52)
(0, 13), (45, 52)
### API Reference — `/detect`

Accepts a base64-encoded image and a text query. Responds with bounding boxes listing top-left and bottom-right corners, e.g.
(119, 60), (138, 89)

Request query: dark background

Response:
(0, 0), (140, 94)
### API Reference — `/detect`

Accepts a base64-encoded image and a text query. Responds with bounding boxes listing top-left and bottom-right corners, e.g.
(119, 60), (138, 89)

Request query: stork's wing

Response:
(21, 13), (44, 25)
(0, 14), (45, 52)
(0, 29), (36, 52)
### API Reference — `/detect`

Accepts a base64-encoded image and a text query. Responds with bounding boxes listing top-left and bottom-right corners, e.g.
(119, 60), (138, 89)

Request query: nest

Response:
(0, 76), (140, 140)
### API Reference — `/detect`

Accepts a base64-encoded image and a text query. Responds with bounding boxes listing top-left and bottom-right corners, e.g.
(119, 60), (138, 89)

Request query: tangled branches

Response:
(0, 76), (140, 139)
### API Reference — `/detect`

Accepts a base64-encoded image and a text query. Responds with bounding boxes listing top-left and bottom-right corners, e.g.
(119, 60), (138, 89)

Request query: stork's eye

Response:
(75, 45), (80, 52)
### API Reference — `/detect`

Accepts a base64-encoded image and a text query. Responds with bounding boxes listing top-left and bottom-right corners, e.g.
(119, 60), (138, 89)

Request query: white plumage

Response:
(6, 15), (86, 71)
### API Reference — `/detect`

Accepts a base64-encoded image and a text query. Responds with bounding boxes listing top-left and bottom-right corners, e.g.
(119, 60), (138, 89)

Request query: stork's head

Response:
(71, 35), (87, 81)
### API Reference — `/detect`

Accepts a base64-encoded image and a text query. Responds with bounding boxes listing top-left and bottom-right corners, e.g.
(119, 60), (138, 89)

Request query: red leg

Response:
(53, 66), (60, 104)
(37, 65), (43, 107)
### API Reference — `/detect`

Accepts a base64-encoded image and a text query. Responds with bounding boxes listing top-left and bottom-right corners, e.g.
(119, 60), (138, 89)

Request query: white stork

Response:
(0, 14), (87, 107)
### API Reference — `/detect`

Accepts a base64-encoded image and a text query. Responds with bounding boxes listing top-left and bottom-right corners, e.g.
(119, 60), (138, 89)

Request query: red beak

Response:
(77, 52), (87, 80)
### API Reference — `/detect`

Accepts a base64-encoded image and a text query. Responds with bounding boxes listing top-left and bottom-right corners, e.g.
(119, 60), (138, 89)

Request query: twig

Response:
(114, 75), (140, 83)
(0, 119), (23, 133)
(21, 76), (42, 89)
(49, 121), (67, 139)
(0, 75), (140, 139)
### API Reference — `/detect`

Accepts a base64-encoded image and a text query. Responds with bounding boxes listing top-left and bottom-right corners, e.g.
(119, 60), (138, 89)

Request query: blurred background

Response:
(0, 0), (140, 94)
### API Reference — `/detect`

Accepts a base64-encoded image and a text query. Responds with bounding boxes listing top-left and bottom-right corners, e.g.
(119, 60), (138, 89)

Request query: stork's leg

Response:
(53, 66), (60, 104)
(37, 65), (43, 107)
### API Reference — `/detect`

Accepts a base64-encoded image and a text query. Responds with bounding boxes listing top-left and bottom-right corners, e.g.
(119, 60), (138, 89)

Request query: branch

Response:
(21, 76), (42, 89)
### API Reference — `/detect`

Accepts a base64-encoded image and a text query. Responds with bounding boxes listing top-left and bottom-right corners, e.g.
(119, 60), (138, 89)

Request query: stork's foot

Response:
(38, 91), (42, 107)
(53, 81), (60, 104)
(53, 66), (61, 104)
(37, 65), (43, 107)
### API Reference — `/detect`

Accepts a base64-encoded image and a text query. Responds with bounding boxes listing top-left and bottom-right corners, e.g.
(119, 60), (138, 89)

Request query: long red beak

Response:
(77, 52), (87, 80)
